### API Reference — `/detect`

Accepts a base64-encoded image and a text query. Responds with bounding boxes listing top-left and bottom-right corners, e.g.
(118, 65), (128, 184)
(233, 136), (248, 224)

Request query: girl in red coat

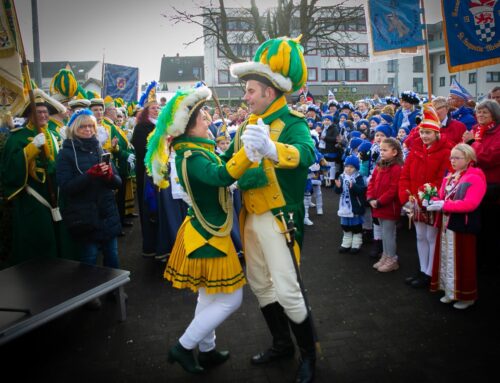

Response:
(428, 144), (486, 309)
(367, 138), (403, 272)
(399, 105), (452, 288)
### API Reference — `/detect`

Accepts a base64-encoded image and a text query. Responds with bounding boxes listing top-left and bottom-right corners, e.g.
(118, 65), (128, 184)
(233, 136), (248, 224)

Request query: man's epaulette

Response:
(289, 110), (305, 118)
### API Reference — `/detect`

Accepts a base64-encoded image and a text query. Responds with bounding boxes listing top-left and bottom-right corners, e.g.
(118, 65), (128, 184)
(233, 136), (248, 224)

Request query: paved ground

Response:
(0, 188), (497, 383)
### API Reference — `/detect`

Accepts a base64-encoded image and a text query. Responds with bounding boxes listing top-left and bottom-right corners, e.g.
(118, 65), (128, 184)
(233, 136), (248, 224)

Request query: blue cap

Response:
(344, 154), (360, 170)
(449, 79), (473, 101)
(339, 101), (354, 111)
(375, 123), (392, 138)
(398, 126), (410, 135)
(322, 115), (333, 122)
(401, 91), (420, 105)
(339, 113), (349, 120)
(358, 140), (372, 154)
(349, 137), (363, 150)
(349, 130), (361, 139)
(356, 119), (369, 129)
(369, 116), (381, 125)
(380, 113), (393, 124)
(353, 111), (362, 118)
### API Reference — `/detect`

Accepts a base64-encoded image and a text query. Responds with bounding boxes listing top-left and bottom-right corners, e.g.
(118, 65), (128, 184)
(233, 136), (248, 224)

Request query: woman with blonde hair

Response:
(56, 109), (122, 308)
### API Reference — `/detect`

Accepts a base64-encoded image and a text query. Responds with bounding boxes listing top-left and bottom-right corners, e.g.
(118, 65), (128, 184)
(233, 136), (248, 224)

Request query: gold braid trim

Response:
(181, 150), (233, 237)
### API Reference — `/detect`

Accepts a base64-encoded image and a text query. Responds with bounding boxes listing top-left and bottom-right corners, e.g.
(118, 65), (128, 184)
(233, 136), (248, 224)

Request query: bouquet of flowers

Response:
(417, 183), (438, 207)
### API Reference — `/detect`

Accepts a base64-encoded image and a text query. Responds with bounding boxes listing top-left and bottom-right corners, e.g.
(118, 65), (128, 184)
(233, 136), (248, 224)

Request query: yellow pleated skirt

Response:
(164, 219), (246, 294)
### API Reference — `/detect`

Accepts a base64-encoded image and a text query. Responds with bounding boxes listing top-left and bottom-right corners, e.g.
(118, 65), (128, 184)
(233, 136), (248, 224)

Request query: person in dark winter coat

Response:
(56, 109), (122, 273)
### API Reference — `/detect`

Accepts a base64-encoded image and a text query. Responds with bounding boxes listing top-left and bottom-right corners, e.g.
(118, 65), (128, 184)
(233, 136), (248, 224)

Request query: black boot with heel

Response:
(251, 302), (295, 365)
(289, 316), (316, 383)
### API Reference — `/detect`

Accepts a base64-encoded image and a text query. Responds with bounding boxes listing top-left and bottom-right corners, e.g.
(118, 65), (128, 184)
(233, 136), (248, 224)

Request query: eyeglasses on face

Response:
(77, 124), (95, 130)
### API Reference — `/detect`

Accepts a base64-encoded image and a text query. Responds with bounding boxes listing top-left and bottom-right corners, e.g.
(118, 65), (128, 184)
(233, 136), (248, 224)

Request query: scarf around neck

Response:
(338, 171), (359, 218)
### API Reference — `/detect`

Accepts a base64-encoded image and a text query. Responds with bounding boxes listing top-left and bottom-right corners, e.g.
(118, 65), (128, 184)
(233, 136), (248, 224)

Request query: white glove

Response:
(127, 153), (136, 170)
(402, 201), (414, 212)
(96, 126), (109, 146)
(244, 119), (278, 161)
(241, 129), (263, 162)
(59, 126), (67, 140)
(426, 200), (444, 211)
(32, 133), (46, 148)
(229, 182), (238, 193)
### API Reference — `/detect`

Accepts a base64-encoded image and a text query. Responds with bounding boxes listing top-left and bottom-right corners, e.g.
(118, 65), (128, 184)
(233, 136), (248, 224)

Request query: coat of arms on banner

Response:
(442, 0), (500, 72)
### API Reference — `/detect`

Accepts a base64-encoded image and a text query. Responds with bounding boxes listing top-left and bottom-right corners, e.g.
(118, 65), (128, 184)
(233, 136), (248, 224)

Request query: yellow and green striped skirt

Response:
(164, 219), (246, 294)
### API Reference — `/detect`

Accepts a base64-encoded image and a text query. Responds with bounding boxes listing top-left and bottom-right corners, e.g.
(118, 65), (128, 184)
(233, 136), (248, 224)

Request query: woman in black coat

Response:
(56, 109), (122, 271)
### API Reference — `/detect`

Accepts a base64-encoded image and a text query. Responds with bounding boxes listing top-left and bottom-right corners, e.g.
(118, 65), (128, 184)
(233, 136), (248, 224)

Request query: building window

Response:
(387, 60), (397, 73)
(413, 56), (424, 73)
(387, 77), (395, 91)
(469, 72), (476, 84)
(192, 67), (201, 80)
(218, 70), (238, 84)
(320, 68), (367, 82)
(439, 54), (445, 65)
(226, 18), (253, 31)
(439, 77), (445, 87)
(450, 75), (456, 85)
(319, 43), (368, 57)
(308, 68), (318, 82)
(218, 43), (259, 58)
(413, 78), (424, 93)
(486, 71), (500, 82)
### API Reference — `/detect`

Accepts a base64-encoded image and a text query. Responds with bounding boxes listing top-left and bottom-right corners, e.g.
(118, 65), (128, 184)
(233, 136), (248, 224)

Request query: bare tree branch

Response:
(165, 0), (366, 68)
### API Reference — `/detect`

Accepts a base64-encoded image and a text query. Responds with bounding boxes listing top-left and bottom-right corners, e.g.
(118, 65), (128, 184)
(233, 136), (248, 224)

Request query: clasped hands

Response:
(241, 118), (278, 163)
(86, 163), (113, 180)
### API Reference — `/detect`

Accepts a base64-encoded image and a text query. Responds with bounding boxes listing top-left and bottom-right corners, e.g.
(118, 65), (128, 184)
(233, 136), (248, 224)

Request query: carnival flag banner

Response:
(442, 0), (500, 73)
(0, 0), (25, 116)
(103, 63), (139, 102)
(364, 0), (425, 61)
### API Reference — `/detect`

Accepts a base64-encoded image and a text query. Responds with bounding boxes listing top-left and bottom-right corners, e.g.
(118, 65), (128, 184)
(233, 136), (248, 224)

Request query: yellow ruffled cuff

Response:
(225, 148), (253, 179)
(184, 219), (233, 257)
(274, 142), (300, 169)
(24, 142), (41, 162)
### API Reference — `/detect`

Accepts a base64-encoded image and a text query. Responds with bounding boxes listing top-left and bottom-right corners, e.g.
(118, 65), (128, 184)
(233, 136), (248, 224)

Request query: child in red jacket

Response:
(367, 138), (404, 272)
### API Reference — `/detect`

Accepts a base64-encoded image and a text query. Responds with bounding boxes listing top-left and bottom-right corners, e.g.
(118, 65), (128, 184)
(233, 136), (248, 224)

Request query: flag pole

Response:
(101, 48), (105, 97)
(420, 0), (432, 100)
(10, 0), (57, 209)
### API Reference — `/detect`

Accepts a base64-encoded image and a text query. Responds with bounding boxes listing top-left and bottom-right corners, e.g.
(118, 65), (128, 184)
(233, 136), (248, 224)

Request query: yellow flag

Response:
(0, 0), (25, 116)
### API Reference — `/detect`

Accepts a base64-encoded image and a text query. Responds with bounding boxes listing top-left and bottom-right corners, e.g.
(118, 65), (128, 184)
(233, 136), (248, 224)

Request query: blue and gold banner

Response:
(366, 0), (425, 54)
(442, 0), (500, 73)
(103, 63), (139, 102)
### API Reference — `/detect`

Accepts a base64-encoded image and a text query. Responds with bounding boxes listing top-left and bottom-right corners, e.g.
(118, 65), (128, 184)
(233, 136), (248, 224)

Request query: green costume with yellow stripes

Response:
(164, 135), (253, 294)
(0, 122), (78, 265)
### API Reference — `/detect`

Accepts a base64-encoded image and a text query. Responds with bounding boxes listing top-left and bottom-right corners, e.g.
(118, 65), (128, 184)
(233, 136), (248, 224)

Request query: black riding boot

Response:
(251, 302), (295, 365)
(289, 316), (316, 383)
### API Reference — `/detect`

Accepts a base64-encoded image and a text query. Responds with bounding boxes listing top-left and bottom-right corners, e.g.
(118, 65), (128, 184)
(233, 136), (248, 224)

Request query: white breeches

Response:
(179, 287), (243, 351)
(244, 211), (307, 324)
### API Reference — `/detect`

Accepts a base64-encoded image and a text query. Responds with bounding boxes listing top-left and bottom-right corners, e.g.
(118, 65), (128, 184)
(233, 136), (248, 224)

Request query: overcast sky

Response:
(15, 0), (442, 86)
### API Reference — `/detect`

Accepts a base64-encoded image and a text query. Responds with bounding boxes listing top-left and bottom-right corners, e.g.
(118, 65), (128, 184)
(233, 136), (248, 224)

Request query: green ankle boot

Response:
(198, 349), (230, 368)
(167, 342), (204, 374)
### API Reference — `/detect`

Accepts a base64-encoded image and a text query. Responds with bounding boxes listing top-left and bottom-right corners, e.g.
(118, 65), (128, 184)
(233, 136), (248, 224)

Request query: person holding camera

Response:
(56, 109), (122, 308)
